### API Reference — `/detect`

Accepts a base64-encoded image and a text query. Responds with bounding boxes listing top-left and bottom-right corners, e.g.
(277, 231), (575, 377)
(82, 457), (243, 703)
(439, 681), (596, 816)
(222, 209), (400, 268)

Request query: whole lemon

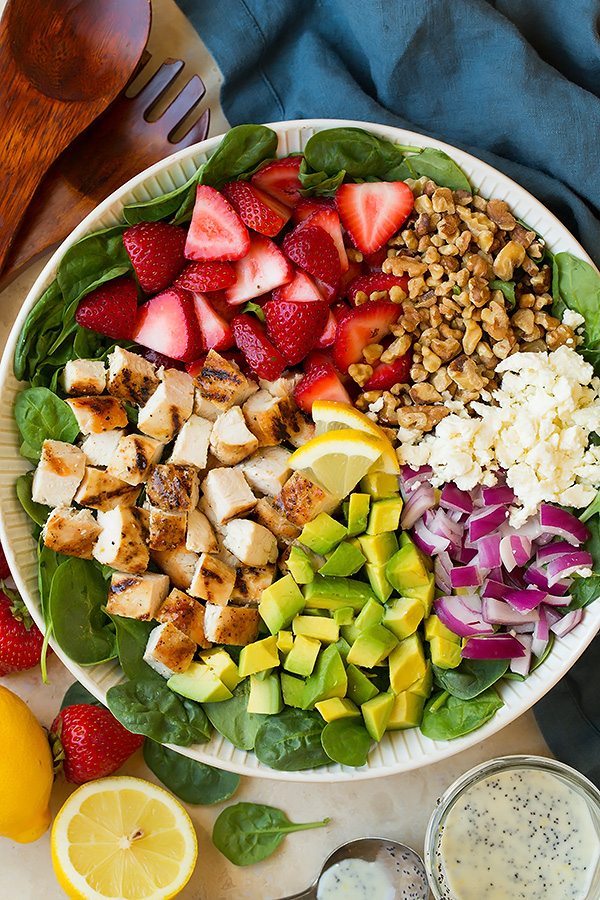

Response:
(0, 685), (54, 842)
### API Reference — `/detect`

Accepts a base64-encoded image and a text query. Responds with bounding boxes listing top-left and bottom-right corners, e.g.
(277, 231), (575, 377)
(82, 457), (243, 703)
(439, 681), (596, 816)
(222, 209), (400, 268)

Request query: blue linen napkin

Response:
(177, 0), (600, 778)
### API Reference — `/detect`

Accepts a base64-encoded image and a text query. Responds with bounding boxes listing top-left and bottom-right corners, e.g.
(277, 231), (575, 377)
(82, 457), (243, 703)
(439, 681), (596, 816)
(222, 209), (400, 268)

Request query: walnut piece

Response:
(397, 405), (449, 432)
(447, 355), (486, 391)
(493, 240), (526, 280)
(486, 199), (516, 231)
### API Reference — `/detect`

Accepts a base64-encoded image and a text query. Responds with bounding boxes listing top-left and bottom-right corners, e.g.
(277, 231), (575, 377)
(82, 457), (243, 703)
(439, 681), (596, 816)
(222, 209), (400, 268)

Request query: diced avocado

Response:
(355, 597), (384, 632)
(387, 691), (425, 730)
(385, 543), (430, 594)
(341, 623), (361, 645)
(334, 636), (351, 662)
(408, 661), (433, 698)
(304, 577), (377, 612)
(302, 645), (347, 709)
(199, 648), (241, 691)
(361, 691), (394, 741)
(365, 563), (393, 603)
(293, 614), (339, 644)
(259, 574), (305, 635)
(399, 531), (413, 548)
(276, 630), (295, 655)
(347, 624), (398, 668)
(299, 513), (347, 554)
(366, 497), (403, 535)
(359, 472), (399, 499)
(358, 532), (399, 565)
(168, 663), (232, 703)
(424, 614), (461, 644)
(383, 596), (425, 640)
(402, 573), (435, 616)
(319, 541), (366, 577)
(248, 672), (283, 714)
(333, 606), (354, 626)
(281, 673), (305, 708)
(347, 663), (379, 705)
(286, 546), (315, 584)
(346, 492), (371, 536)
(430, 636), (462, 669)
(284, 634), (321, 677)
(238, 635), (279, 677)
(315, 697), (361, 722)
(389, 633), (426, 694)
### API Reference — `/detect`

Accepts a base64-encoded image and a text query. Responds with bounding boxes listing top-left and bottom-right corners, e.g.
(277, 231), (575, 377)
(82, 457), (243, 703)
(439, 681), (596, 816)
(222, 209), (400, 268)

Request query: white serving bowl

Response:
(1, 119), (598, 781)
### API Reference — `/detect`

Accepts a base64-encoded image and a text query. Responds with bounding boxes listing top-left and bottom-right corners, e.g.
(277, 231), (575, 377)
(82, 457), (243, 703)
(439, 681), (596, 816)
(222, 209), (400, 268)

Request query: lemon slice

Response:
(311, 401), (400, 476)
(289, 428), (394, 497)
(51, 776), (197, 900)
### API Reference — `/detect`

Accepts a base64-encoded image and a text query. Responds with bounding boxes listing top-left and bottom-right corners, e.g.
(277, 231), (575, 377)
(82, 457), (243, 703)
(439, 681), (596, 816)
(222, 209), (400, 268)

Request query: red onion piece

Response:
(435, 595), (493, 638)
(546, 552), (593, 586)
(510, 633), (532, 675)
(412, 518), (450, 555)
(505, 588), (548, 613)
(536, 541), (578, 563)
(400, 465), (432, 496)
(400, 483), (436, 530)
(462, 633), (526, 659)
(539, 503), (589, 546)
(434, 551), (453, 594)
(499, 534), (532, 572)
(450, 565), (483, 589)
(477, 534), (502, 569)
(544, 606), (564, 628)
(511, 622), (536, 633)
(524, 564), (569, 595)
(482, 596), (539, 625)
(531, 607), (550, 657)
(550, 608), (583, 637)
(468, 506), (507, 542)
(482, 578), (511, 600)
(440, 483), (473, 515)
(482, 484), (516, 506)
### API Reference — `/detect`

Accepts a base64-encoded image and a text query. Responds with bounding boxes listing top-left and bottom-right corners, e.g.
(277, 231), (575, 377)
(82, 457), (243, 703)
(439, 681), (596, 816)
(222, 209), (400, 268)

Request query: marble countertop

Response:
(0, 1), (552, 896)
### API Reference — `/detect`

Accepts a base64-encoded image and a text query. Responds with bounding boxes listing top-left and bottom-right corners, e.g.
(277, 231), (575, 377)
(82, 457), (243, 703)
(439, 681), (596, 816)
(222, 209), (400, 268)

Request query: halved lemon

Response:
(289, 428), (396, 497)
(311, 401), (400, 476)
(51, 776), (197, 900)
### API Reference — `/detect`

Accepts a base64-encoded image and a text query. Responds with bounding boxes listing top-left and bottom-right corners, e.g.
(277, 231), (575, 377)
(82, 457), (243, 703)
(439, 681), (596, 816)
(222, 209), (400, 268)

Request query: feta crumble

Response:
(562, 309), (586, 331)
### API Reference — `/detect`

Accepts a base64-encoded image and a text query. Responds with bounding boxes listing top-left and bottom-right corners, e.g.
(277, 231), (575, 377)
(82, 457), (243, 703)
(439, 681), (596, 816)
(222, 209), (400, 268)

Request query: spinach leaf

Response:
(123, 171), (200, 225)
(569, 575), (600, 609)
(61, 680), (103, 710)
(432, 659), (508, 701)
(14, 387), (79, 459)
(57, 226), (131, 308)
(212, 802), (329, 867)
(143, 740), (240, 804)
(397, 148), (471, 192)
(37, 542), (60, 624)
(15, 472), (48, 527)
(420, 688), (503, 740)
(321, 719), (371, 767)
(49, 558), (117, 666)
(203, 680), (267, 750)
(580, 489), (600, 523)
(109, 614), (155, 680)
(489, 279), (516, 308)
(254, 708), (330, 770)
(14, 280), (64, 382)
(551, 252), (600, 357)
(298, 159), (346, 196)
(242, 301), (266, 322)
(107, 678), (211, 746)
(200, 124), (279, 190)
(303, 127), (404, 180)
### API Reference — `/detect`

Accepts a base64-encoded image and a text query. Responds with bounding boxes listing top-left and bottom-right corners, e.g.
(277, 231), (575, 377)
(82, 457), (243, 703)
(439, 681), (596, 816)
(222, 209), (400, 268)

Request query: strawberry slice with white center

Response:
(316, 310), (338, 348)
(225, 233), (293, 305)
(185, 185), (250, 261)
(133, 288), (203, 362)
(294, 356), (351, 414)
(191, 292), (234, 351)
(232, 313), (287, 380)
(292, 197), (336, 225)
(272, 269), (325, 303)
(251, 156), (303, 207)
(282, 225), (341, 297)
(222, 181), (291, 237)
(335, 181), (414, 254)
(333, 300), (401, 372)
(299, 207), (349, 273)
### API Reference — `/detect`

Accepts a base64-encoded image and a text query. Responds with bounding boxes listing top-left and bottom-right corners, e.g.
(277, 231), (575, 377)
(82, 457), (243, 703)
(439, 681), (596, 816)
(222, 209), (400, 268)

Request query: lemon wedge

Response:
(311, 401), (400, 476)
(51, 776), (197, 900)
(289, 428), (396, 497)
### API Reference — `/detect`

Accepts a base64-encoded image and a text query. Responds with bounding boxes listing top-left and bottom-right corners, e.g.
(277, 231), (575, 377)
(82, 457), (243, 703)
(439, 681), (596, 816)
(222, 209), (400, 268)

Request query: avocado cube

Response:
(361, 691), (394, 741)
(286, 546), (315, 584)
(366, 497), (403, 535)
(383, 596), (425, 640)
(284, 634), (321, 677)
(276, 630), (295, 655)
(199, 648), (241, 691)
(319, 542), (366, 578)
(424, 614), (461, 644)
(299, 513), (347, 554)
(341, 623), (361, 645)
(303, 577), (377, 612)
(389, 634), (426, 693)
(281, 672), (305, 708)
(430, 636), (462, 669)
(334, 636), (351, 662)
(346, 492), (371, 536)
(302, 645), (347, 709)
(315, 697), (361, 722)
(259, 574), (305, 635)
(347, 663), (379, 705)
(409, 661), (433, 698)
(402, 573), (435, 616)
(238, 635), (280, 677)
(385, 543), (430, 594)
(358, 531), (399, 565)
(248, 672), (283, 715)
(365, 563), (394, 602)
(347, 624), (398, 668)
(359, 472), (399, 499)
(168, 662), (232, 703)
(293, 614), (339, 644)
(333, 606), (354, 626)
(399, 531), (413, 548)
(387, 691), (425, 730)
(355, 597), (384, 632)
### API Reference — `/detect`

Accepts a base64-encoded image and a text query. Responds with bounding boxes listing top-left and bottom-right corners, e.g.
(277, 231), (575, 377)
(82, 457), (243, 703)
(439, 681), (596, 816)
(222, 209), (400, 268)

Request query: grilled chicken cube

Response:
(157, 588), (210, 648)
(42, 507), (100, 559)
(186, 508), (218, 554)
(170, 415), (213, 468)
(253, 497), (301, 543)
(231, 564), (276, 606)
(237, 446), (291, 496)
(210, 407), (259, 465)
(283, 407), (315, 448)
(151, 546), (199, 591)
(276, 471), (338, 526)
(81, 430), (124, 467)
(241, 390), (296, 446)
(194, 349), (258, 414)
(259, 372), (302, 398)
(137, 368), (194, 442)
(107, 434), (164, 485)
(222, 519), (278, 567)
(203, 604), (260, 646)
(189, 553), (236, 606)
(193, 390), (220, 422)
(93, 506), (149, 573)
(66, 396), (127, 434)
(147, 507), (188, 551)
(201, 468), (256, 523)
(32, 440), (85, 507)
(147, 464), (199, 511)
(107, 346), (159, 406)
(106, 571), (170, 620)
(62, 359), (106, 396)
(143, 622), (195, 678)
(74, 467), (140, 511)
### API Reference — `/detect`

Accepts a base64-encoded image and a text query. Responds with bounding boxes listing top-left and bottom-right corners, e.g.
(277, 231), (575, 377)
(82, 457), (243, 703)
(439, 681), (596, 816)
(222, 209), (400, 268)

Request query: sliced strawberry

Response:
(336, 181), (414, 254)
(251, 156), (303, 207)
(222, 181), (291, 237)
(346, 272), (409, 306)
(135, 347), (185, 371)
(133, 288), (203, 362)
(272, 269), (324, 303)
(316, 310), (337, 349)
(294, 357), (351, 414)
(225, 233), (293, 305)
(185, 185), (250, 261)
(333, 301), (401, 372)
(339, 258), (365, 294)
(292, 197), (336, 225)
(363, 247), (388, 269)
(192, 292), (234, 351)
(232, 313), (287, 379)
(331, 301), (352, 324)
(264, 299), (329, 365)
(299, 207), (349, 273)
(122, 222), (186, 294)
(175, 261), (236, 292)
(364, 354), (413, 391)
(75, 276), (138, 340)
(282, 225), (341, 294)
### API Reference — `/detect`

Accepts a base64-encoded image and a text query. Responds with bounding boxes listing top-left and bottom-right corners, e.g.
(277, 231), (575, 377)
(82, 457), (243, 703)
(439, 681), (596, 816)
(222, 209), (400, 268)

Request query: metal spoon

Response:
(278, 837), (429, 900)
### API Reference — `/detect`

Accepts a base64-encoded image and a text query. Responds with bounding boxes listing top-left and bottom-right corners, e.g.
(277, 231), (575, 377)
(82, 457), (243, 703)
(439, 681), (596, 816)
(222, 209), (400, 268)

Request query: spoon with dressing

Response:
(278, 837), (429, 900)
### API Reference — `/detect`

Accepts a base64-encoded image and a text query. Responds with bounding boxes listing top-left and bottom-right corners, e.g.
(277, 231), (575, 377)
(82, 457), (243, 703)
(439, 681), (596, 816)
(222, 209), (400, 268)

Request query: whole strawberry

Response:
(75, 276), (138, 340)
(51, 704), (144, 784)
(123, 221), (187, 293)
(0, 588), (45, 675)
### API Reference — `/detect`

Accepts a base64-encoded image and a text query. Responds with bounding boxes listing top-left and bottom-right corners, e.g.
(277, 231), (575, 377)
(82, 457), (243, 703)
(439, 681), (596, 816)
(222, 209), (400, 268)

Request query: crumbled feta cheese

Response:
(368, 397), (385, 413)
(562, 309), (586, 330)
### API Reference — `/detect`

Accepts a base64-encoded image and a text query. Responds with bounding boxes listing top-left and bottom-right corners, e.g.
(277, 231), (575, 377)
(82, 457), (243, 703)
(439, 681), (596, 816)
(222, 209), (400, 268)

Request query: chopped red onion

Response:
(539, 503), (589, 546)
(450, 565), (483, 589)
(499, 534), (532, 571)
(544, 606), (564, 628)
(413, 518), (450, 555)
(482, 484), (516, 506)
(546, 552), (593, 586)
(542, 593), (572, 607)
(510, 633), (532, 675)
(536, 541), (578, 563)
(456, 543), (478, 564)
(505, 588), (548, 613)
(400, 465), (432, 495)
(531, 607), (550, 657)
(482, 578), (511, 600)
(434, 551), (453, 594)
(426, 508), (464, 547)
(477, 534), (502, 569)
(468, 506), (507, 542)
(511, 622), (536, 633)
(400, 483), (436, 530)
(482, 596), (539, 625)
(550, 608), (583, 637)
(440, 483), (473, 515)
(435, 595), (493, 638)
(462, 633), (526, 659)
(524, 564), (569, 595)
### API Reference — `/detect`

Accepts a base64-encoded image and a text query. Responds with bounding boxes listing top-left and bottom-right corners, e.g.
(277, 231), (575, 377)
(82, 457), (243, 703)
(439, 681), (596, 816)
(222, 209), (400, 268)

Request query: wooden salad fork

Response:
(0, 52), (211, 290)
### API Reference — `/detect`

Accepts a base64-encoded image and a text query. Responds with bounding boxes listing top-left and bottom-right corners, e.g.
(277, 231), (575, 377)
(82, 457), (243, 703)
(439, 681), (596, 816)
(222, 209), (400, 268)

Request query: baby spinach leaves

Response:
(489, 279), (516, 308)
(14, 387), (79, 460)
(109, 614), (155, 680)
(49, 558), (116, 666)
(203, 680), (267, 751)
(212, 802), (330, 867)
(57, 226), (131, 308)
(60, 680), (103, 710)
(551, 252), (600, 363)
(254, 708), (330, 770)
(298, 158), (346, 197)
(15, 472), (47, 528)
(420, 688), (503, 740)
(143, 740), (240, 804)
(123, 171), (200, 226)
(107, 677), (211, 747)
(432, 659), (508, 701)
(395, 147), (471, 192)
(321, 718), (371, 767)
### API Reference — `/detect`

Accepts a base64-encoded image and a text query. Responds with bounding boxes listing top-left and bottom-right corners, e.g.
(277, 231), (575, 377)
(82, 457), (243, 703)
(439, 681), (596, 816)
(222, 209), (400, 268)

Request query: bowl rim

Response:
(1, 118), (599, 782)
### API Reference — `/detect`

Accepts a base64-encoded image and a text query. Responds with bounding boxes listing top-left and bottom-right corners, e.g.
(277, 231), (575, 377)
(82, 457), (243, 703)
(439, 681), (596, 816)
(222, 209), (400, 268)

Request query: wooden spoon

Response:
(0, 0), (151, 270)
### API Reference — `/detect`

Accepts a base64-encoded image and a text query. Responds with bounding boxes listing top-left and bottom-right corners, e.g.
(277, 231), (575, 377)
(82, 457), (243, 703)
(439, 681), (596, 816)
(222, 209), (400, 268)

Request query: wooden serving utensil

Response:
(0, 0), (151, 272)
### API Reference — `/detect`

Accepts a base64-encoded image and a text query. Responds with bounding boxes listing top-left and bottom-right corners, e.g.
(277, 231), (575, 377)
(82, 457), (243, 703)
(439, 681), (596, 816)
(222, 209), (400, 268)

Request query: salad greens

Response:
(432, 659), (508, 701)
(49, 558), (116, 666)
(15, 472), (48, 528)
(321, 718), (372, 767)
(254, 708), (330, 771)
(106, 677), (211, 747)
(61, 680), (103, 710)
(420, 688), (503, 740)
(143, 740), (240, 804)
(203, 680), (267, 751)
(14, 387), (79, 460)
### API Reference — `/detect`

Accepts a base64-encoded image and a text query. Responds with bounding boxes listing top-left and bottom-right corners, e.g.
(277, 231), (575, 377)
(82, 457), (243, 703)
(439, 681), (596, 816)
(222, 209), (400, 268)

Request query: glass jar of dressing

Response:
(425, 756), (600, 900)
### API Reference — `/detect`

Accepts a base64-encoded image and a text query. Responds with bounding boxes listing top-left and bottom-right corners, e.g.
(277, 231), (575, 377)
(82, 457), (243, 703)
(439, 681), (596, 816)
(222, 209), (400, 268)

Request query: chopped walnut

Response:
(481, 300), (511, 341)
(432, 187), (456, 214)
(447, 355), (486, 391)
(462, 319), (483, 355)
(493, 240), (526, 280)
(468, 276), (491, 308)
(422, 347), (443, 373)
(511, 308), (536, 337)
(362, 343), (384, 365)
(397, 405), (449, 432)
(431, 366), (452, 392)
(381, 335), (412, 364)
(530, 265), (552, 294)
(383, 255), (429, 278)
(486, 198), (516, 231)
(430, 336), (462, 362)
(409, 383), (443, 403)
(348, 363), (373, 386)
